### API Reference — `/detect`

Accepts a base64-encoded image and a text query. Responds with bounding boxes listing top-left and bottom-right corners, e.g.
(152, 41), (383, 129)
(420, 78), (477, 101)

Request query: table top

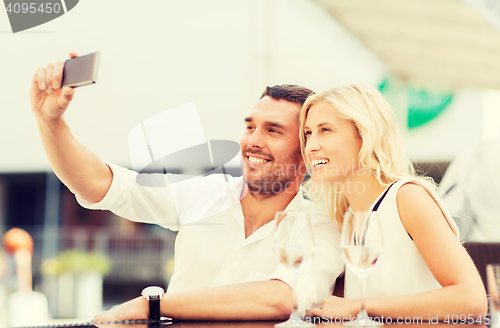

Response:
(17, 320), (489, 328)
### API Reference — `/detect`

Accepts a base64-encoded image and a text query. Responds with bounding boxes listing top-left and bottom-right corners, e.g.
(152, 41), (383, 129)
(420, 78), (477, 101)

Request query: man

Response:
(30, 53), (343, 321)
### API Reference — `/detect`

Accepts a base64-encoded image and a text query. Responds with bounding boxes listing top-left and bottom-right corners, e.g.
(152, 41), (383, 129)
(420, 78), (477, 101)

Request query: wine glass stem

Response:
(291, 271), (299, 321)
(359, 273), (368, 319)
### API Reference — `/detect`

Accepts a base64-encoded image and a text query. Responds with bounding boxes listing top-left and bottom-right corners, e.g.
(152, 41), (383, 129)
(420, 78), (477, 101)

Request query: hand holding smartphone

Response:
(30, 51), (101, 121)
(62, 51), (100, 88)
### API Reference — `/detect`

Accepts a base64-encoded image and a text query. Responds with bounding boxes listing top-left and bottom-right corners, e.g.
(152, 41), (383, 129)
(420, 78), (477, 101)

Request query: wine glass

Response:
(273, 210), (316, 328)
(341, 211), (384, 327)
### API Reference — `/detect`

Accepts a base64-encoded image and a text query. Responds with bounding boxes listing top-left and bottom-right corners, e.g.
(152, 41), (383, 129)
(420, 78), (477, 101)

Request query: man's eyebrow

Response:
(244, 117), (286, 130)
(265, 121), (286, 129)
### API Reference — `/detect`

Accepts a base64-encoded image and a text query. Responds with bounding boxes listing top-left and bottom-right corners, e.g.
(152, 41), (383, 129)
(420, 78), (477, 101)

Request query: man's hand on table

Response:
(93, 297), (149, 322)
(93, 281), (292, 322)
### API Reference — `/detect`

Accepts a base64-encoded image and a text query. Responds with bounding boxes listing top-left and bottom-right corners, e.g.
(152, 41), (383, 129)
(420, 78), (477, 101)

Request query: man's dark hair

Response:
(260, 84), (314, 106)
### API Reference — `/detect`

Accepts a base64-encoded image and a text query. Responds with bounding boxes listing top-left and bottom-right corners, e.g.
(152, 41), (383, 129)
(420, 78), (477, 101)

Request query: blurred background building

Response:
(1, 0), (499, 324)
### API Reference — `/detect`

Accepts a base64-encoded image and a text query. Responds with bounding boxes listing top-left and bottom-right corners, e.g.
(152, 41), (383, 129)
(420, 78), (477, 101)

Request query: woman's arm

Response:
(312, 183), (487, 320)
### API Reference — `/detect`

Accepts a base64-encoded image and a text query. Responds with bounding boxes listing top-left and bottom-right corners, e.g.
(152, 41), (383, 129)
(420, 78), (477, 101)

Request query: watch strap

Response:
(149, 295), (161, 320)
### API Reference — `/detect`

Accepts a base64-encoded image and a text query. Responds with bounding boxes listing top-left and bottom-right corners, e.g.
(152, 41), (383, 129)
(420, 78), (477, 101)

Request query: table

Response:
(17, 320), (489, 328)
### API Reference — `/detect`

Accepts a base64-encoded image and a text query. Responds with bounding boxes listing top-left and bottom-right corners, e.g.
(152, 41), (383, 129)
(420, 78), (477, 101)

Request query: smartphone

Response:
(61, 51), (100, 88)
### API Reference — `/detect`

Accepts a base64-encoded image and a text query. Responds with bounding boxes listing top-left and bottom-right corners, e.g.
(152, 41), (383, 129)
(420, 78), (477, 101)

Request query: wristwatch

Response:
(141, 286), (164, 320)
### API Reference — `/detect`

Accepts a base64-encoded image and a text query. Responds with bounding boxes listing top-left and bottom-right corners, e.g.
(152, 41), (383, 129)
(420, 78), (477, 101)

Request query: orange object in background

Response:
(3, 228), (34, 292)
(2, 228), (49, 326)
(2, 227), (34, 255)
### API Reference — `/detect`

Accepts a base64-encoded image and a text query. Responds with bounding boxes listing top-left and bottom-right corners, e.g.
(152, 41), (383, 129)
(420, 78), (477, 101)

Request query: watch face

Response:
(142, 286), (165, 299)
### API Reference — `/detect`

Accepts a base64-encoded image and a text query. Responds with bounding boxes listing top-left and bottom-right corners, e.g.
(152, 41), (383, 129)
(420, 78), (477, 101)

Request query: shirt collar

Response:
(283, 187), (306, 212)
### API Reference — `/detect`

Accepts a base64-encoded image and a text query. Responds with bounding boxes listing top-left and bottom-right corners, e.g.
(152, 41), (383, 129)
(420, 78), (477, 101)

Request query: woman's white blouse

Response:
(344, 178), (460, 299)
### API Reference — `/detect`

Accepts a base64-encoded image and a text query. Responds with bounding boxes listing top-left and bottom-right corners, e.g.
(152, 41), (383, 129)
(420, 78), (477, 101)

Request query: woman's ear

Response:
(353, 123), (362, 140)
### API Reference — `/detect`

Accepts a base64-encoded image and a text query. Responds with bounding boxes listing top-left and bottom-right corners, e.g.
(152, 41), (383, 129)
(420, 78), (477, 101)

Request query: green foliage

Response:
(41, 250), (111, 276)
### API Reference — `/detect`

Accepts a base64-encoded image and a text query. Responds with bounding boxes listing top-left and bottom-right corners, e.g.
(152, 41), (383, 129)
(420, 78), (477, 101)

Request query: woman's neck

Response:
(342, 174), (388, 212)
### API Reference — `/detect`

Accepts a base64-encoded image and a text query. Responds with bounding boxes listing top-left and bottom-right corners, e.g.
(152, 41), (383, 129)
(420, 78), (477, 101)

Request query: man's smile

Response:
(244, 152), (272, 167)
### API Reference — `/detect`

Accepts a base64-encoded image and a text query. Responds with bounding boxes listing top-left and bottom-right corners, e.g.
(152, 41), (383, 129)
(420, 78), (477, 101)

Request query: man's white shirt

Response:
(77, 162), (344, 315)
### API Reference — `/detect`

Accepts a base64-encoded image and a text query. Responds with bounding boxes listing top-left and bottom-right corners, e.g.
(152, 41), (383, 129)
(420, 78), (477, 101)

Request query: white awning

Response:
(312, 0), (500, 90)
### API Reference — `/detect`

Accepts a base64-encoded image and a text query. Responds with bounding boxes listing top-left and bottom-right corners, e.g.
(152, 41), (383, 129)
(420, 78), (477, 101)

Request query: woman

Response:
(298, 83), (487, 319)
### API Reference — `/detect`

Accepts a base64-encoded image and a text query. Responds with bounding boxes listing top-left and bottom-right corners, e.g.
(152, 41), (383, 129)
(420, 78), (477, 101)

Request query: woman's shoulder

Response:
(395, 181), (433, 219)
(393, 178), (459, 238)
(388, 177), (438, 208)
(391, 176), (436, 192)
(396, 180), (431, 200)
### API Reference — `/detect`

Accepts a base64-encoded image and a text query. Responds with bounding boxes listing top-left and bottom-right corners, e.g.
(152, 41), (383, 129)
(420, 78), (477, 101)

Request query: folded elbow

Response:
(462, 289), (488, 318)
(272, 286), (293, 320)
(469, 296), (488, 318)
(275, 297), (293, 320)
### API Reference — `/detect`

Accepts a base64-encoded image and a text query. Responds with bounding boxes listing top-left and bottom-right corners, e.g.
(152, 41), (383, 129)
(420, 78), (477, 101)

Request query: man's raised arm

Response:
(30, 53), (112, 203)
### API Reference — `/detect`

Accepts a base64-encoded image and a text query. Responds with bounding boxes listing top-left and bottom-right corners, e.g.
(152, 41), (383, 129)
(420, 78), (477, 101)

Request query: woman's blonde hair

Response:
(299, 83), (435, 226)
